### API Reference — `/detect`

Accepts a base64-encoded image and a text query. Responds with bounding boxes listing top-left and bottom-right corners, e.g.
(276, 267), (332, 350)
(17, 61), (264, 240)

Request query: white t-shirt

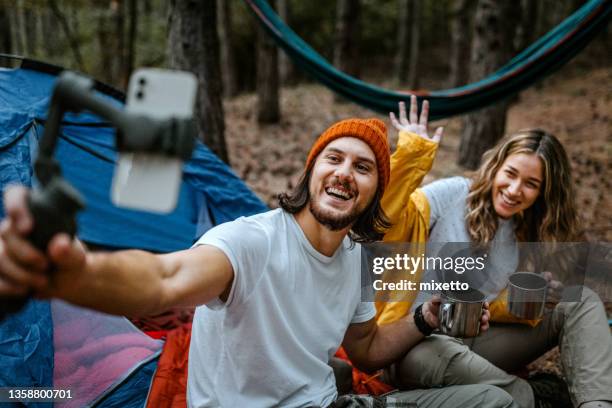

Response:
(187, 209), (375, 408)
(423, 177), (518, 301)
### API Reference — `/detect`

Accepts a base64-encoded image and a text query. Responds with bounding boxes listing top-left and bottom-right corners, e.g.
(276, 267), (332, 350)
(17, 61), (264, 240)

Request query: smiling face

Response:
(307, 137), (379, 231)
(491, 152), (544, 219)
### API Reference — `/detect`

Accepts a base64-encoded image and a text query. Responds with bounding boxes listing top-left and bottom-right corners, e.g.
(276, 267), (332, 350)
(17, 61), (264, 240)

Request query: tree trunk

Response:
(517, 0), (538, 52)
(394, 0), (409, 85)
(277, 0), (296, 85)
(142, 0), (153, 37)
(15, 0), (27, 55)
(96, 2), (115, 84)
(333, 0), (361, 101)
(48, 0), (85, 71)
(24, 6), (40, 57)
(406, 0), (420, 90)
(429, 0), (447, 46)
(458, 0), (521, 169)
(113, 0), (125, 86)
(123, 0), (138, 89)
(256, 0), (280, 124)
(41, 8), (60, 58)
(449, 0), (475, 87)
(217, 0), (239, 97)
(394, 0), (420, 88)
(0, 3), (12, 55)
(168, 0), (229, 164)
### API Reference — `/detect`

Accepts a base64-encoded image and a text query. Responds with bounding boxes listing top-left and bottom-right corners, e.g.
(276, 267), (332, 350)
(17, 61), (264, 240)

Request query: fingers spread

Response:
(419, 100), (429, 129)
(433, 127), (444, 143)
(389, 112), (401, 130)
(409, 95), (418, 124)
(399, 101), (408, 125)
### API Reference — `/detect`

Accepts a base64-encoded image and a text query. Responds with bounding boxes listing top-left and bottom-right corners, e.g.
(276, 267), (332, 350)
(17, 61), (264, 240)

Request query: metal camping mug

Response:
(507, 272), (548, 319)
(438, 288), (486, 338)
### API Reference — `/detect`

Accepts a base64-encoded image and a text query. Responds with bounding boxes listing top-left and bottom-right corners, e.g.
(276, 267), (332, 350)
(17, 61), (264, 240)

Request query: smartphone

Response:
(111, 68), (197, 213)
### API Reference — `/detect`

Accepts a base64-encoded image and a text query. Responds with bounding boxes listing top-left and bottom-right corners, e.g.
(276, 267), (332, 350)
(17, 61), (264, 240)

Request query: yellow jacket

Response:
(376, 131), (538, 327)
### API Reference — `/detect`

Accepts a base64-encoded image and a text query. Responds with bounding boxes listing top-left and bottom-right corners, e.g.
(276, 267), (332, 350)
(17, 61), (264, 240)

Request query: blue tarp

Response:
(0, 64), (268, 406)
(0, 65), (268, 252)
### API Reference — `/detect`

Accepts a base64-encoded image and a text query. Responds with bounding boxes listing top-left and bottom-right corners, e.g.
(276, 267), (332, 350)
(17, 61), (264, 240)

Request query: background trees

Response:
(256, 0), (280, 124)
(0, 0), (609, 169)
(458, 0), (521, 169)
(167, 0), (228, 164)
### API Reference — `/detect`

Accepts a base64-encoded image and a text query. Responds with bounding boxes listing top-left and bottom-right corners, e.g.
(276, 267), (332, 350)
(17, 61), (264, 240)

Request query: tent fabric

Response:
(96, 358), (159, 408)
(0, 65), (268, 252)
(0, 63), (268, 406)
(51, 300), (163, 408)
(145, 324), (192, 408)
(245, 0), (612, 118)
(0, 300), (53, 408)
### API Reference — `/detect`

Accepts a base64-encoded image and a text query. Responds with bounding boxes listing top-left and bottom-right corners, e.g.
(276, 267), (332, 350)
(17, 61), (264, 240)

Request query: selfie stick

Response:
(0, 71), (197, 319)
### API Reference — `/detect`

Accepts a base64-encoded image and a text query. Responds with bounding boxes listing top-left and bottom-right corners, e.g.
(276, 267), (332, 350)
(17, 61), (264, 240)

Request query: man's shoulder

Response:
(195, 209), (283, 245)
(237, 208), (288, 231)
(218, 208), (283, 229)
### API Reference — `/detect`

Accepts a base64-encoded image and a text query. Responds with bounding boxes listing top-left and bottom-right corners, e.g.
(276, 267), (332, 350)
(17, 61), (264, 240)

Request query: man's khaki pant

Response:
(384, 287), (612, 408)
(332, 385), (516, 407)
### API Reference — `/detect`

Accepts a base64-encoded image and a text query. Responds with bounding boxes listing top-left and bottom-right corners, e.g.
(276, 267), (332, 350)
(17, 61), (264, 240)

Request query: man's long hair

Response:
(278, 164), (391, 243)
(466, 129), (580, 243)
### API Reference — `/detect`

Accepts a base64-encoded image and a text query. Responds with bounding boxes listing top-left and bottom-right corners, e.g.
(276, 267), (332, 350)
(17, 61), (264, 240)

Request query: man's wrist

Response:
(413, 304), (434, 336)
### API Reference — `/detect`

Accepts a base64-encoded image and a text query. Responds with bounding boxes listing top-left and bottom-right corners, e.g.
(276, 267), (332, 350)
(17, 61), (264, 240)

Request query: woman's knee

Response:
(469, 384), (516, 408)
(558, 286), (604, 316)
(390, 335), (470, 388)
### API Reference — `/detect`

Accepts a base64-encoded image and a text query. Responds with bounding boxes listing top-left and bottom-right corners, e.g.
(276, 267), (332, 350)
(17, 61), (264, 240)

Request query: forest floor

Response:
(223, 65), (612, 376)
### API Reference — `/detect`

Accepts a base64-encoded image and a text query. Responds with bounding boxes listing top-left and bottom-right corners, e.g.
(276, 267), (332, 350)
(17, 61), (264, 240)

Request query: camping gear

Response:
(0, 57), (267, 407)
(507, 272), (548, 320)
(245, 0), (612, 117)
(438, 288), (486, 338)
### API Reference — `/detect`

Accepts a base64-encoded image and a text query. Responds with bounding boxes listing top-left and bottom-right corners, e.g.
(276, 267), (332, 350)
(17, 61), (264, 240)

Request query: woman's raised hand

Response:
(389, 94), (443, 143)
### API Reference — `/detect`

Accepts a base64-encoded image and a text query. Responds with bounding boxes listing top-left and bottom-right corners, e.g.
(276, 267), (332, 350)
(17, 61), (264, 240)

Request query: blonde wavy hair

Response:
(466, 129), (579, 243)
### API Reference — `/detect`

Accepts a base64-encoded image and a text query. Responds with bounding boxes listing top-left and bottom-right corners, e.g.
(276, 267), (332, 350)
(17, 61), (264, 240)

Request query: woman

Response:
(377, 97), (612, 408)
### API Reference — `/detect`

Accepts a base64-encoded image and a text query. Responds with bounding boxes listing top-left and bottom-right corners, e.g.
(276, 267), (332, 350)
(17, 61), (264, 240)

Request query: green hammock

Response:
(245, 0), (612, 119)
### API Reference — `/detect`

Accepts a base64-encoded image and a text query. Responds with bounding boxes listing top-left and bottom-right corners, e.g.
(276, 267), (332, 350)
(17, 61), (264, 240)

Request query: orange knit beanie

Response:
(305, 118), (390, 193)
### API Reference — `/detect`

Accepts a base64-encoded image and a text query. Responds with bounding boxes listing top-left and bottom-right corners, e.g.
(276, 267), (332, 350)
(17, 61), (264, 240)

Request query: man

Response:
(0, 114), (515, 407)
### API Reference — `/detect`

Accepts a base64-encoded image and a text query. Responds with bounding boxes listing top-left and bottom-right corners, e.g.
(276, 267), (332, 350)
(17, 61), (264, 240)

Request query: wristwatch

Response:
(414, 304), (434, 336)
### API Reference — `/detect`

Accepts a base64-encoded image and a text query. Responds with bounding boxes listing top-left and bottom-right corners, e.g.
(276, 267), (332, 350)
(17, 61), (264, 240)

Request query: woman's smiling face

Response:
(491, 152), (543, 219)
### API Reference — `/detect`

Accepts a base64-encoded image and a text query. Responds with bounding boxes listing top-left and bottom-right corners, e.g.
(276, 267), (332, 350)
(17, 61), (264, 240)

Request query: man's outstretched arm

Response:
(0, 185), (233, 316)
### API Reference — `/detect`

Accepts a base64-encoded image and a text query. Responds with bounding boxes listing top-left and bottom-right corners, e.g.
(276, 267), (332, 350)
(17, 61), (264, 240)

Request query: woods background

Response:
(0, 0), (610, 242)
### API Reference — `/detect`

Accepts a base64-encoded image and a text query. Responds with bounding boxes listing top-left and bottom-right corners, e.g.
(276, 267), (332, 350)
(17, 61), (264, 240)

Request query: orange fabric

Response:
(489, 288), (541, 327)
(146, 324), (192, 408)
(334, 347), (395, 396)
(306, 118), (391, 193)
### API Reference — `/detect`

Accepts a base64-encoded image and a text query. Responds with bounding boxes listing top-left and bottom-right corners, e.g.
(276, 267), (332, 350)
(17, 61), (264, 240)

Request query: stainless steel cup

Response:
(507, 272), (547, 319)
(438, 288), (486, 338)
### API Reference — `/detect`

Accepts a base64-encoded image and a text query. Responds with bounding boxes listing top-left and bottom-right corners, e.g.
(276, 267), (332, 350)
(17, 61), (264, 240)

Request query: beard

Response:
(309, 196), (362, 231)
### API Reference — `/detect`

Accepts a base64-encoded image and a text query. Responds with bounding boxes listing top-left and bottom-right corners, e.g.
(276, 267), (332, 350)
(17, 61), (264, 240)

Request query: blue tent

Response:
(0, 58), (268, 407)
(0, 59), (267, 252)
